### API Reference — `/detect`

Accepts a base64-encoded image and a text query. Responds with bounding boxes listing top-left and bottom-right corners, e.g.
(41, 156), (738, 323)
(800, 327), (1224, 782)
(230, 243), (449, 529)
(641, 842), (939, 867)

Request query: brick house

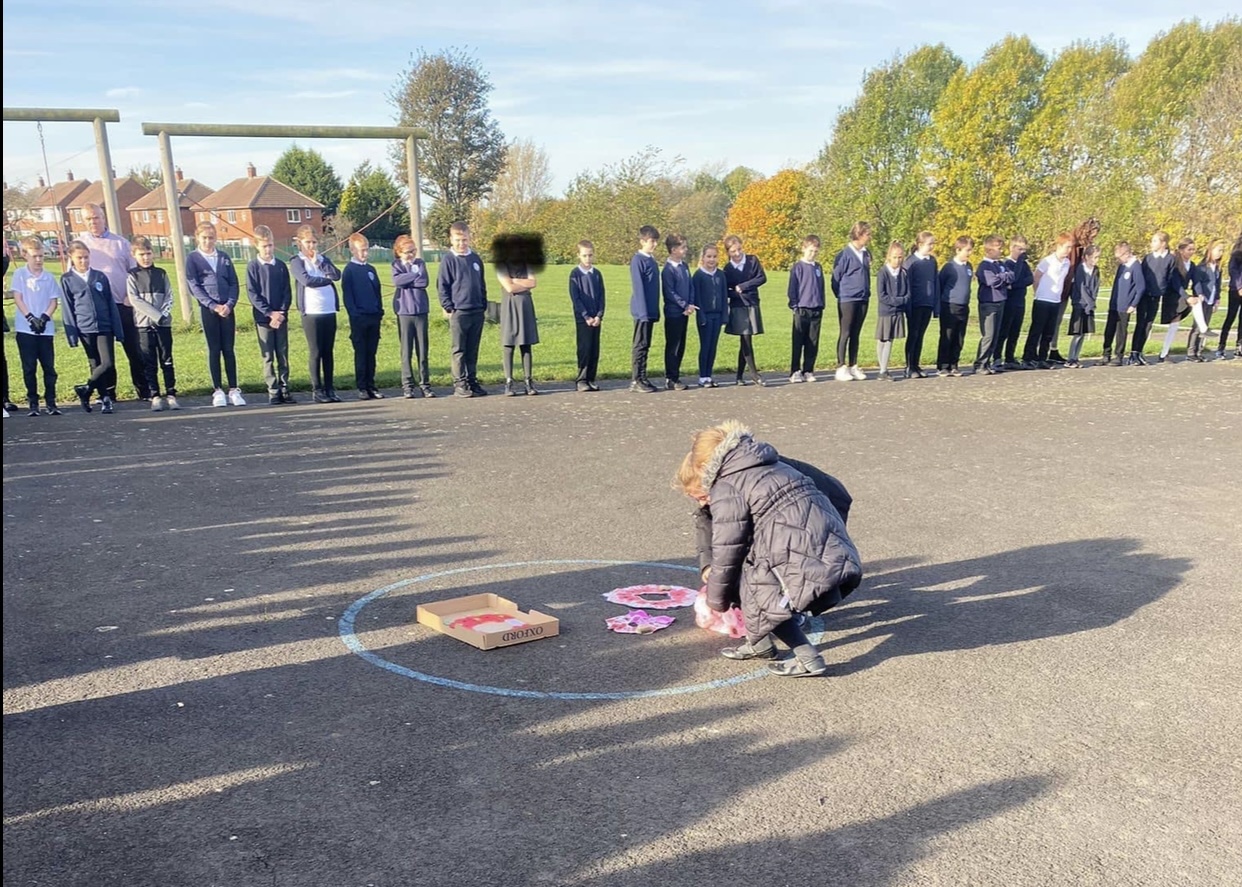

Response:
(126, 167), (215, 254)
(11, 172), (92, 241)
(196, 163), (325, 248)
(65, 175), (151, 238)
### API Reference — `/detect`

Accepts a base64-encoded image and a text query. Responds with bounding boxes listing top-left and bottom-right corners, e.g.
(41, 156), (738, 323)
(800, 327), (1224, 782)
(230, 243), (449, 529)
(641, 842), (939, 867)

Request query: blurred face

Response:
(701, 247), (719, 272)
(956, 246), (972, 261)
(1209, 243), (1225, 262)
(70, 248), (90, 272)
(197, 228), (217, 252)
(640, 236), (658, 254)
(133, 247), (154, 268)
(1151, 234), (1166, 253)
(1178, 242), (1195, 262)
(257, 240), (274, 261)
(350, 241), (370, 261)
(888, 249), (904, 269)
(82, 205), (107, 236)
(1054, 243), (1072, 260)
(801, 243), (819, 262)
(578, 245), (594, 267)
(856, 231), (872, 248)
(1010, 241), (1027, 259)
(984, 241), (1001, 259)
(300, 234), (318, 256)
(450, 229), (470, 253)
(669, 242), (687, 262)
(726, 241), (744, 263)
(919, 237), (936, 256)
(398, 245), (417, 262)
(23, 246), (45, 272)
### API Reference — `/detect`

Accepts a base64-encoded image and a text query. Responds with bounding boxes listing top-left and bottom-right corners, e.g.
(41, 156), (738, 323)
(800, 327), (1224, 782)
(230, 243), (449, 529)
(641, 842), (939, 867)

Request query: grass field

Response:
(2, 259), (1222, 399)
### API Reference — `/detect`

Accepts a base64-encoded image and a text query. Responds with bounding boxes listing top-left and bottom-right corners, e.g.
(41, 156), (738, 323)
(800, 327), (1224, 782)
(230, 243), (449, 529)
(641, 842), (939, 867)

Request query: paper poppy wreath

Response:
(449, 613), (529, 633)
(603, 584), (698, 609)
(605, 610), (676, 634)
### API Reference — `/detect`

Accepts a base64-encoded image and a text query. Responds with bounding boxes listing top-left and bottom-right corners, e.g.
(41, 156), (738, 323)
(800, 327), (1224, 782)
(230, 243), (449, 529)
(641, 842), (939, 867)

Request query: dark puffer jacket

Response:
(703, 422), (862, 639)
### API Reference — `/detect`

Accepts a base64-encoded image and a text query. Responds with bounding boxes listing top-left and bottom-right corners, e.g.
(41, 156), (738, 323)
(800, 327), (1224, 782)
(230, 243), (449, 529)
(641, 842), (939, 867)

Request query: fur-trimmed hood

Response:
(700, 421), (779, 491)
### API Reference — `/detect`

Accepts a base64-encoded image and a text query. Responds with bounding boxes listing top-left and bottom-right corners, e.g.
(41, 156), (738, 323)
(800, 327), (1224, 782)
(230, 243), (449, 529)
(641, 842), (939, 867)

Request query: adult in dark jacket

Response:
(675, 421), (863, 677)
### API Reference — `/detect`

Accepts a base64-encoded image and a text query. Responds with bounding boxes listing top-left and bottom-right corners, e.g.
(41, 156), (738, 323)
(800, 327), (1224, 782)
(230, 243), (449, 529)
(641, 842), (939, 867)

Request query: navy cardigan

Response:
(831, 246), (871, 302)
(391, 259), (430, 315)
(904, 254), (940, 314)
(1110, 261), (1146, 314)
(290, 253), (342, 313)
(876, 266), (910, 318)
(186, 250), (239, 309)
(723, 255), (766, 308)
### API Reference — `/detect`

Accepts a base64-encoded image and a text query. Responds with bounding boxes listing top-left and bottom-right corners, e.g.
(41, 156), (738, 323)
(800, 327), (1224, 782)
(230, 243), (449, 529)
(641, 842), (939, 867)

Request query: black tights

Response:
(735, 335), (758, 378)
(502, 344), (533, 380)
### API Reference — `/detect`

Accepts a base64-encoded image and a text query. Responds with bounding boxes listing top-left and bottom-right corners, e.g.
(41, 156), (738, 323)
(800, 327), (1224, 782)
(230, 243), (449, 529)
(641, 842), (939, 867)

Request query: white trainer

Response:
(850, 365), (867, 381)
(789, 372), (804, 383)
(211, 389), (228, 407)
(166, 395), (181, 410)
(834, 366), (853, 382)
(804, 372), (817, 382)
(228, 388), (247, 406)
(151, 396), (165, 412)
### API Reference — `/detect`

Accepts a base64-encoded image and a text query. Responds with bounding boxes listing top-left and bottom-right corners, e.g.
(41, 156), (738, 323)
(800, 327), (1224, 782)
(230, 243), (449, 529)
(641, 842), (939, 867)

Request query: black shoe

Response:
(876, 371), (892, 382)
(504, 380), (517, 397)
(587, 382), (600, 391)
(752, 374), (767, 387)
(46, 403), (62, 415)
(421, 386), (437, 398)
(453, 386), (473, 398)
(1133, 353), (1149, 366)
(269, 393), (283, 405)
(357, 390), (372, 400)
(1048, 350), (1066, 364)
(469, 383), (488, 397)
(100, 397), (114, 414)
(1190, 354), (1206, 363)
(403, 389), (418, 399)
(913, 368), (927, 378)
(74, 384), (92, 413)
(638, 379), (657, 393)
(370, 390), (385, 399)
(981, 366), (997, 375)
(706, 380), (719, 388)
(525, 380), (539, 396)
(768, 657), (829, 677)
(313, 390), (331, 404)
(2, 401), (16, 413)
(1157, 355), (1167, 363)
(735, 375), (749, 386)
(671, 379), (688, 391)
(281, 389), (298, 404)
(1107, 357), (1123, 367)
(27, 402), (40, 417)
(720, 642), (777, 661)
(326, 389), (342, 403)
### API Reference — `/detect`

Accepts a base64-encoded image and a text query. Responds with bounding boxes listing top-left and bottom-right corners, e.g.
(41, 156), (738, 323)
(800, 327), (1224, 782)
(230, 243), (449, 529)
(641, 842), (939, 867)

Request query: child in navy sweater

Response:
(342, 232), (385, 399)
(937, 236), (973, 376)
(831, 222), (873, 381)
(973, 235), (1014, 374)
(903, 231), (939, 378)
(875, 241), (909, 381)
(568, 240), (605, 391)
(661, 233), (696, 390)
(1157, 238), (1198, 363)
(997, 236), (1033, 368)
(629, 225), (661, 392)
(187, 222), (245, 406)
(60, 240), (124, 413)
(723, 235), (768, 386)
(1186, 238), (1225, 362)
(1103, 242), (1144, 366)
(437, 221), (489, 397)
(391, 234), (433, 398)
(1219, 235), (1242, 359)
(246, 225), (296, 405)
(788, 235), (824, 383)
(292, 224), (343, 402)
(1065, 245), (1100, 368)
(693, 244), (727, 387)
(1133, 232), (1174, 364)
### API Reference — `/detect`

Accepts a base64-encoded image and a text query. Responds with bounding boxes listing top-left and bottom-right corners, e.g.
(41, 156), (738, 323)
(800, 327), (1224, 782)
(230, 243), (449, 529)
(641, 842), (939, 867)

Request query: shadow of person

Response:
(818, 538), (1189, 675)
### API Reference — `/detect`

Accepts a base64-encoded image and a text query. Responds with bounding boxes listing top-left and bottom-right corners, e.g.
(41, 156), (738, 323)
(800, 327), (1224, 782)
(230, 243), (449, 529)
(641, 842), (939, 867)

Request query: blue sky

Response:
(2, 1), (1235, 200)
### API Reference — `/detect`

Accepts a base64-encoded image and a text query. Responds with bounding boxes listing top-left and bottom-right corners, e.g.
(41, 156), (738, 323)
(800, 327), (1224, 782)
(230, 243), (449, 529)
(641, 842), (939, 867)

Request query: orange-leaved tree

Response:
(724, 170), (809, 270)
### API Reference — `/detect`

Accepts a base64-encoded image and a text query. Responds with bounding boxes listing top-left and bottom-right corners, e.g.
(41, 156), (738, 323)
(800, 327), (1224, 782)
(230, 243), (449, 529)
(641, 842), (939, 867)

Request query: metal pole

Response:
(93, 116), (122, 236)
(406, 135), (424, 258)
(157, 130), (194, 325)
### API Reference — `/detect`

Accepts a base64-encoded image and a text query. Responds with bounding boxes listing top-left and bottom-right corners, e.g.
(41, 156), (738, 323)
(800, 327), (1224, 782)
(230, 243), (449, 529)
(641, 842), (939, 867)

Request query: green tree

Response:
(488, 138), (553, 229)
(127, 163), (163, 191)
(924, 36), (1048, 254)
(337, 161), (410, 242)
(805, 44), (961, 249)
(390, 47), (507, 226)
(722, 166), (761, 201)
(668, 188), (732, 256)
(725, 170), (810, 269)
(271, 145), (343, 216)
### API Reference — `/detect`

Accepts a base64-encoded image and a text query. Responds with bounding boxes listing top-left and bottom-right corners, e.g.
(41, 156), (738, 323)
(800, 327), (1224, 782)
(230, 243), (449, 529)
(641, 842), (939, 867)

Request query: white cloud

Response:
(106, 87), (142, 99)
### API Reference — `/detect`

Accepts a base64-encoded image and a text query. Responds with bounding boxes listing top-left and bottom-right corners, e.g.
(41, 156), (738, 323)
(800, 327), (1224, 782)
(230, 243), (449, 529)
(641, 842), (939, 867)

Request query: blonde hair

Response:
(348, 232), (369, 250)
(194, 221), (216, 237)
(254, 225), (274, 245)
(674, 426), (731, 500)
(131, 236), (153, 252)
(295, 224), (317, 242)
(886, 240), (905, 262)
(19, 235), (43, 254)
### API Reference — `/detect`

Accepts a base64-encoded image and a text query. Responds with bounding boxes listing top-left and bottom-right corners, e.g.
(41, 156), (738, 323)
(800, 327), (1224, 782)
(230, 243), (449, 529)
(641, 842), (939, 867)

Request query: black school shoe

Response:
(768, 657), (829, 677)
(74, 384), (92, 412)
(100, 397), (114, 414)
(421, 386), (437, 398)
(720, 642), (777, 661)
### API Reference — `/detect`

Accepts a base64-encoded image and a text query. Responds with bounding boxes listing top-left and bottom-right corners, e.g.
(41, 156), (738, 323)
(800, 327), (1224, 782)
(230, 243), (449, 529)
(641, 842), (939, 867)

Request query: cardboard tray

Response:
(416, 593), (560, 650)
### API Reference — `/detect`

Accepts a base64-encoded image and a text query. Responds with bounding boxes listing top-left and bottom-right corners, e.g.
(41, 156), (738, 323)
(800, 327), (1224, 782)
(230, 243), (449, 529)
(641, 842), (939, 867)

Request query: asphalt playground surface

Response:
(3, 358), (1241, 886)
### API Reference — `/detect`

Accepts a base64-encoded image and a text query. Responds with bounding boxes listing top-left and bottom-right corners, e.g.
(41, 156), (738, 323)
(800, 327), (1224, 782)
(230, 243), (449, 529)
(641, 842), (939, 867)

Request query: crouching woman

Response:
(675, 420), (862, 677)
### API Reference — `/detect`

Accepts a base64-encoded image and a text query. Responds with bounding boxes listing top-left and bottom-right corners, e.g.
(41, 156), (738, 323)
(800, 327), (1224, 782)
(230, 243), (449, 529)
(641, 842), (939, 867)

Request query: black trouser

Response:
(696, 315), (723, 379)
(631, 319), (654, 381)
(997, 296), (1026, 362)
(1049, 298), (1069, 352)
(791, 308), (823, 374)
(974, 301), (1005, 367)
(906, 305), (934, 371)
(118, 303), (150, 398)
(200, 305), (238, 390)
(1023, 301), (1060, 362)
(79, 333), (117, 397)
(16, 332), (57, 405)
(350, 314), (382, 392)
(138, 326), (176, 397)
(1102, 310), (1131, 358)
(1186, 303), (1215, 358)
(1, 334), (10, 405)
(664, 314), (688, 381)
(836, 300), (868, 366)
(256, 323), (290, 394)
(1218, 290), (1241, 350)
(302, 313), (337, 392)
(752, 616), (814, 650)
(937, 302), (969, 369)
(397, 314), (431, 391)
(575, 320), (601, 383)
(1131, 295), (1159, 354)
(448, 308), (484, 388)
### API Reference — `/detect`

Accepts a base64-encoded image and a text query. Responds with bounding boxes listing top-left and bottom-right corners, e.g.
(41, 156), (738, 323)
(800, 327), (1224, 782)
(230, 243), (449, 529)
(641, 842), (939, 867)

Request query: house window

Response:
(156, 211), (164, 223)
(198, 212), (205, 221)
(304, 209), (312, 220)
(210, 214), (219, 226)
(227, 210), (237, 223)
(142, 211), (150, 223)
(240, 212), (248, 222)
(287, 209), (300, 223)
(73, 209), (82, 222)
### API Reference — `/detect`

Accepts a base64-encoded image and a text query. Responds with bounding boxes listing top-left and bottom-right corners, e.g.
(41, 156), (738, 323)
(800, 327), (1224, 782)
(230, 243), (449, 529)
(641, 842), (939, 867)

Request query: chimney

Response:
(175, 167), (184, 182)
(112, 167), (117, 179)
(37, 176), (46, 188)
(246, 162), (257, 178)
(66, 170), (74, 181)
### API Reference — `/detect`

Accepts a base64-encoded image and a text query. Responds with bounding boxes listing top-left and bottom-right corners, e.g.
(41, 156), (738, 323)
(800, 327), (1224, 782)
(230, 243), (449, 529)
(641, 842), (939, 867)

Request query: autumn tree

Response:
(725, 169), (810, 270)
(127, 163), (163, 191)
(488, 138), (553, 228)
(390, 48), (507, 228)
(805, 44), (961, 249)
(337, 161), (409, 242)
(271, 146), (343, 216)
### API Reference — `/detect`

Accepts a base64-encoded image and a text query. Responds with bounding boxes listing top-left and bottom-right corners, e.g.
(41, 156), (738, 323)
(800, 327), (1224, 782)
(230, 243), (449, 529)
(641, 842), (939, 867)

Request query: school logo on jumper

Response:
(369, 272), (376, 281)
(473, 263), (480, 272)
(94, 282), (103, 290)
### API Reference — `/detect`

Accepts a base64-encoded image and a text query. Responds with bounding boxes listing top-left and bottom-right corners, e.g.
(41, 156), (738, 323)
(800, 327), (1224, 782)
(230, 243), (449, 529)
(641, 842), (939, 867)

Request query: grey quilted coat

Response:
(702, 422), (863, 639)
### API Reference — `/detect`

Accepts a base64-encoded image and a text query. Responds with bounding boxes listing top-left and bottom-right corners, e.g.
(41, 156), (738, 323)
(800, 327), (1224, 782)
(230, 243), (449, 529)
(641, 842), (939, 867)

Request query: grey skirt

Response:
(875, 313), (907, 341)
(500, 290), (539, 346)
(725, 304), (764, 336)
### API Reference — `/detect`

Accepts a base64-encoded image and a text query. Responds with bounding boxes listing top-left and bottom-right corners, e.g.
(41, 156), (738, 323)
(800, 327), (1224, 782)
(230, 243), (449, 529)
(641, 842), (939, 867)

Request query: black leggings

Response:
(1219, 291), (1241, 350)
(199, 306), (237, 390)
(502, 344), (533, 380)
(735, 334), (758, 378)
(836, 300), (868, 366)
(906, 306), (934, 370)
(79, 333), (117, 398)
(303, 313), (337, 392)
